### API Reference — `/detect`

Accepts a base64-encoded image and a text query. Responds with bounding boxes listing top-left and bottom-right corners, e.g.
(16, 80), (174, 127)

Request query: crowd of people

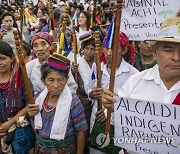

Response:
(0, 0), (179, 154)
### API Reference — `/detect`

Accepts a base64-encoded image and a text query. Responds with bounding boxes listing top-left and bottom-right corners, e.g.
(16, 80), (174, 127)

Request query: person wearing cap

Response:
(101, 17), (180, 153)
(71, 32), (95, 128)
(87, 31), (138, 154)
(27, 53), (88, 154)
(26, 32), (77, 94)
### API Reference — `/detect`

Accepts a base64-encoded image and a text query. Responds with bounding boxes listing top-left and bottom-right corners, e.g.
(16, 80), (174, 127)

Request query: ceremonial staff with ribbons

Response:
(13, 30), (34, 105)
(48, 0), (56, 42)
(58, 6), (70, 54)
(15, 0), (34, 105)
(105, 0), (124, 135)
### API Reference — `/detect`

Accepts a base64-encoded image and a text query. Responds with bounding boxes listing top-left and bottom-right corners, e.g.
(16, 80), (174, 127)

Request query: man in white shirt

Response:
(101, 16), (180, 154)
(101, 17), (180, 119)
(88, 31), (138, 154)
(26, 32), (77, 94)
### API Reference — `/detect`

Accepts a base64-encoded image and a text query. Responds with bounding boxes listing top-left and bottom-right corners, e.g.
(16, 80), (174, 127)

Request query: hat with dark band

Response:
(147, 17), (180, 44)
(79, 31), (93, 42)
(31, 32), (53, 46)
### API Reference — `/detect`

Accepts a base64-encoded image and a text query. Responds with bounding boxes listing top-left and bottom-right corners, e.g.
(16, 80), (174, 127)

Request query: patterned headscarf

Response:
(31, 32), (53, 46)
(102, 31), (136, 65)
(119, 32), (136, 65)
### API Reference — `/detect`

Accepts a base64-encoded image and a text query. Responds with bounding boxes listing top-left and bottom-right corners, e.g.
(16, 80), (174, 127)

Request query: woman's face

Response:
(32, 39), (51, 63)
(43, 71), (68, 96)
(2, 16), (14, 30)
(0, 54), (13, 74)
(37, 9), (43, 18)
(78, 13), (87, 26)
(14, 11), (20, 20)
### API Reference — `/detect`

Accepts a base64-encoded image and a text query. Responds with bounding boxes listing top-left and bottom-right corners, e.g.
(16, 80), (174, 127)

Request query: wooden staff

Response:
(20, 0), (24, 41)
(94, 31), (102, 110)
(48, 0), (56, 42)
(105, 0), (124, 134)
(13, 30), (34, 104)
(58, 6), (70, 54)
(72, 20), (78, 83)
(92, 0), (97, 32)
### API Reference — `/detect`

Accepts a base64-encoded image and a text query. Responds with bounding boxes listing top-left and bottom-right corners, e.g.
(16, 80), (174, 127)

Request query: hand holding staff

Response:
(106, 0), (124, 134)
(13, 30), (34, 104)
(94, 31), (102, 110)
(72, 20), (78, 82)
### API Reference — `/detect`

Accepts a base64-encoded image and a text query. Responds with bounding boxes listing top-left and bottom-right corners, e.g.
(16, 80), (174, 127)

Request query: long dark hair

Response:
(77, 11), (91, 31)
(0, 41), (14, 58)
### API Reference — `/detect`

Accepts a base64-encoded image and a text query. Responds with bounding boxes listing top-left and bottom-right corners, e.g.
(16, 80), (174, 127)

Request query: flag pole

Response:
(105, 0), (124, 134)
(72, 19), (78, 83)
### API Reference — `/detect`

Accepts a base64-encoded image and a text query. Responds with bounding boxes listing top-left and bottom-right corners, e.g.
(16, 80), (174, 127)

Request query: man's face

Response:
(104, 7), (109, 14)
(83, 44), (95, 61)
(2, 16), (14, 30)
(32, 39), (51, 63)
(154, 42), (180, 80)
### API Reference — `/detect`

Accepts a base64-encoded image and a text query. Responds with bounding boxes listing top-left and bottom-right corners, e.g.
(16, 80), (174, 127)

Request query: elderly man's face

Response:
(33, 39), (51, 63)
(154, 42), (180, 80)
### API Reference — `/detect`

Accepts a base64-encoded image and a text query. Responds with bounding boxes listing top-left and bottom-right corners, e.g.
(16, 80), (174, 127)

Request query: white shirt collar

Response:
(35, 58), (41, 67)
(143, 65), (180, 91)
(102, 59), (130, 78)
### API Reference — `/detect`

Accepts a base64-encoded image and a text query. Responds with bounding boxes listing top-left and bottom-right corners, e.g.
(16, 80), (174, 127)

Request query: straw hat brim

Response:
(146, 37), (180, 44)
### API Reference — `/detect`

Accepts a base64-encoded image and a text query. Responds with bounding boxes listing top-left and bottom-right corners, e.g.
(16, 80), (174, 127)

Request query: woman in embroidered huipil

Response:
(0, 41), (34, 153)
(27, 53), (88, 154)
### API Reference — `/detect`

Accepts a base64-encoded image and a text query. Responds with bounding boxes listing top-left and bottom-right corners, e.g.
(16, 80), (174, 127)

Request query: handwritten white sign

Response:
(114, 97), (180, 154)
(120, 0), (180, 40)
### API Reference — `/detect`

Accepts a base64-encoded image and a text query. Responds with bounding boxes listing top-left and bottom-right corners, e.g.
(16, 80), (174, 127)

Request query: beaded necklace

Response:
(0, 70), (14, 90)
(43, 93), (56, 113)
